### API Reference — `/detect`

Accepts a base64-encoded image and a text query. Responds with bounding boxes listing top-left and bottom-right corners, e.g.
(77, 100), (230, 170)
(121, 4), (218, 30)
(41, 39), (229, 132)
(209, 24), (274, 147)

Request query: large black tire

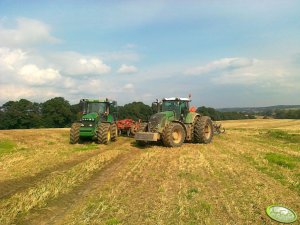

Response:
(194, 116), (213, 144)
(97, 123), (111, 144)
(70, 123), (81, 144)
(111, 123), (118, 141)
(162, 122), (186, 147)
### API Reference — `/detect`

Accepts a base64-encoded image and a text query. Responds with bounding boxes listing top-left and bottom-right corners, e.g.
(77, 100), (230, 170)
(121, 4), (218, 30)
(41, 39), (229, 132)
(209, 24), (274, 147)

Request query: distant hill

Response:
(217, 105), (300, 113)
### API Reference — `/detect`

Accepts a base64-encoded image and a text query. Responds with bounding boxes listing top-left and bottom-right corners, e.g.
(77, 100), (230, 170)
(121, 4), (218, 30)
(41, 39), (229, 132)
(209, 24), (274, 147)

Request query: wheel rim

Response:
(204, 124), (212, 139)
(172, 129), (182, 144)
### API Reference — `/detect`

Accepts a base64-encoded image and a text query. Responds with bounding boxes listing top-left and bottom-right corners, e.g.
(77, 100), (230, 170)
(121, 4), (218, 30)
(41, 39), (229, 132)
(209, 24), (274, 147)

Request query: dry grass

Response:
(0, 119), (299, 224)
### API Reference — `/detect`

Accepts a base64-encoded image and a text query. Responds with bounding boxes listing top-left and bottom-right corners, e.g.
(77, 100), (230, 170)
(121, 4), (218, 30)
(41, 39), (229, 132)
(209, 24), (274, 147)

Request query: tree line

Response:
(1, 97), (298, 130)
(259, 109), (300, 119)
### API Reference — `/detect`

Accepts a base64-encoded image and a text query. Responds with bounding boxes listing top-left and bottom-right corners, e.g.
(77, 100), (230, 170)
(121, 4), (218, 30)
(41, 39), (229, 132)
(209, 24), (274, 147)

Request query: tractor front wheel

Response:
(194, 116), (213, 144)
(162, 123), (186, 147)
(97, 123), (111, 144)
(70, 123), (81, 144)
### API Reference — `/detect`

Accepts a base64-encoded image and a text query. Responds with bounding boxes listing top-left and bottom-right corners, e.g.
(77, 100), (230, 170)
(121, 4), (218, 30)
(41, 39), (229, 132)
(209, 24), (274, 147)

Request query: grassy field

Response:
(0, 119), (299, 224)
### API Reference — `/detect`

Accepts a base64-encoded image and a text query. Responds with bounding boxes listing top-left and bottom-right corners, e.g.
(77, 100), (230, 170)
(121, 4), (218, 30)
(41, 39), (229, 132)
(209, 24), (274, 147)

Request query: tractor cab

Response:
(152, 97), (191, 121)
(81, 100), (107, 115)
(80, 99), (117, 123)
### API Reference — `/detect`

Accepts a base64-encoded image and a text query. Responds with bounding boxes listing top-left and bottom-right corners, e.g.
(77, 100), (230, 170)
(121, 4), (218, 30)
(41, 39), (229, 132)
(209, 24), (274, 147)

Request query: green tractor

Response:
(135, 97), (213, 147)
(70, 99), (118, 144)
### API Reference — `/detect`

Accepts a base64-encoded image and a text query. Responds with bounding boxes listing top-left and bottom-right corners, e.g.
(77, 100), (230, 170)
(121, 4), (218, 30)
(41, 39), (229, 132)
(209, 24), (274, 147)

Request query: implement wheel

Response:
(194, 116), (213, 144)
(162, 123), (186, 147)
(97, 123), (111, 144)
(70, 123), (81, 144)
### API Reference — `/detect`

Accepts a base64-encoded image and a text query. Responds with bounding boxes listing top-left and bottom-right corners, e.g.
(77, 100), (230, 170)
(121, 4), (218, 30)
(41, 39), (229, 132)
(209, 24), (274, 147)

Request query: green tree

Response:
(118, 102), (152, 121)
(0, 99), (42, 129)
(70, 103), (81, 122)
(42, 97), (72, 128)
(196, 106), (253, 120)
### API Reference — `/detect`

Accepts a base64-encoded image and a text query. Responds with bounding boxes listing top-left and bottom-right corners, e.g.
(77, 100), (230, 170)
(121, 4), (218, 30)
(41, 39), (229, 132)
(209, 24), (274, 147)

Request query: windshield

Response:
(86, 102), (107, 114)
(162, 100), (179, 112)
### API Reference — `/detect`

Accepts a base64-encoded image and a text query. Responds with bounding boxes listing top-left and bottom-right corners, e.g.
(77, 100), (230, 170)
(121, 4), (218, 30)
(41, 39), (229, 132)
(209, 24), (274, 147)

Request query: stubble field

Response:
(0, 119), (299, 224)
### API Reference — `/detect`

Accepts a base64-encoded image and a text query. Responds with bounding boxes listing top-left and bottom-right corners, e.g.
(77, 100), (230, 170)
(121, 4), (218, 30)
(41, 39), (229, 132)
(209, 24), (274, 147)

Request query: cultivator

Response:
(117, 119), (141, 136)
(213, 122), (225, 134)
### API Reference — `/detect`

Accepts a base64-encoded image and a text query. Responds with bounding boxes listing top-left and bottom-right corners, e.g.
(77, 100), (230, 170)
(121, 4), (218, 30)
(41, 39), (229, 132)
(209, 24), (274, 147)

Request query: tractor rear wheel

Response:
(194, 116), (213, 144)
(70, 123), (81, 144)
(162, 122), (186, 147)
(111, 123), (118, 141)
(97, 123), (111, 144)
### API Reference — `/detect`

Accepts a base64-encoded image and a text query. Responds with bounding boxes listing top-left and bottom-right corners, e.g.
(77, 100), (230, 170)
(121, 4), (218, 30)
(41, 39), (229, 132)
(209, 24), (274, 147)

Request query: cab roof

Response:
(162, 97), (191, 101)
(80, 98), (116, 103)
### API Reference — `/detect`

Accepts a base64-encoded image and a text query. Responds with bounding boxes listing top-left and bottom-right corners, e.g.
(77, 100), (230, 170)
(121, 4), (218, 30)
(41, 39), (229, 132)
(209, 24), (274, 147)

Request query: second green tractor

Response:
(135, 97), (213, 147)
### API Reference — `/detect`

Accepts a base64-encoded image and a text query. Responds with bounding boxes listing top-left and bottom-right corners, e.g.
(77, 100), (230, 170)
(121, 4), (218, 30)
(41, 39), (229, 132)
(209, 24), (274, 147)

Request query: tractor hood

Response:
(82, 112), (98, 121)
(149, 111), (174, 132)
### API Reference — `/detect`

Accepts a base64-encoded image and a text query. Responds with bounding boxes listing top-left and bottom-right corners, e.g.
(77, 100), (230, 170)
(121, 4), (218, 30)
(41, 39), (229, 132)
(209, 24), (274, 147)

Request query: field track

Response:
(0, 119), (299, 224)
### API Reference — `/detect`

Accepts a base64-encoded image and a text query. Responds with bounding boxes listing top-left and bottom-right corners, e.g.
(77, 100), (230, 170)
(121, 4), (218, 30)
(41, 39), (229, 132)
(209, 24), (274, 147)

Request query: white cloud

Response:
(18, 64), (61, 85)
(51, 52), (111, 76)
(184, 57), (257, 75)
(0, 85), (36, 102)
(117, 64), (138, 74)
(210, 59), (291, 86)
(123, 83), (134, 89)
(183, 57), (297, 87)
(0, 47), (27, 71)
(0, 18), (60, 47)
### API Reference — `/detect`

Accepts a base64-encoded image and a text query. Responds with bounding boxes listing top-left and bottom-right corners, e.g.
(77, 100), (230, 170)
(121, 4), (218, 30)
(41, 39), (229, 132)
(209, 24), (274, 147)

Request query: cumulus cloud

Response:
(117, 64), (138, 74)
(0, 85), (35, 101)
(183, 57), (295, 87)
(0, 47), (27, 71)
(0, 18), (60, 47)
(184, 57), (257, 75)
(210, 59), (293, 86)
(18, 64), (61, 85)
(51, 52), (111, 76)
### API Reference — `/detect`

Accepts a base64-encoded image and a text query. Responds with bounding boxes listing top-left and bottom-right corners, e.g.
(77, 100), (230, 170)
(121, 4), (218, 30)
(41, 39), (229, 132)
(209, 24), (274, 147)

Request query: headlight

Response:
(89, 124), (93, 127)
(81, 124), (84, 127)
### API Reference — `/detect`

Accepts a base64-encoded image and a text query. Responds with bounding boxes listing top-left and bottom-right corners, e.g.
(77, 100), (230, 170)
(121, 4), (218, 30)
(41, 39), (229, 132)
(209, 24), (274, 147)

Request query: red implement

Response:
(117, 119), (141, 136)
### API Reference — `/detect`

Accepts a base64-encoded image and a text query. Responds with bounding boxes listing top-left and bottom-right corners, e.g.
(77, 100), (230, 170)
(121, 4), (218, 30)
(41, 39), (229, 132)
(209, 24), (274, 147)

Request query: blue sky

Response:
(0, 0), (299, 107)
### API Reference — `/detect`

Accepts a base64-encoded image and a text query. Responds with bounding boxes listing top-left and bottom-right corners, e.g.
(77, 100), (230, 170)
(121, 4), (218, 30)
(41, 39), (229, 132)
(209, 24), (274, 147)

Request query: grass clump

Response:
(186, 200), (211, 224)
(265, 152), (299, 169)
(178, 171), (202, 182)
(186, 188), (199, 200)
(265, 130), (300, 143)
(106, 218), (120, 225)
(73, 143), (98, 152)
(0, 139), (16, 155)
